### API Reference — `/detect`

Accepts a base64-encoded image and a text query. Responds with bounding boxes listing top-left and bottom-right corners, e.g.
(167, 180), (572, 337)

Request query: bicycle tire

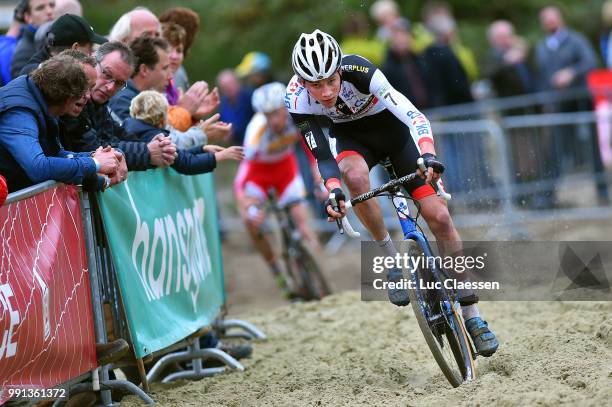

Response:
(404, 240), (476, 387)
(294, 242), (332, 300)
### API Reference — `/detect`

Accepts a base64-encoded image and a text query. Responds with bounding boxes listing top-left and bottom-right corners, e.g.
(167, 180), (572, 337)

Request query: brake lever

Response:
(416, 157), (451, 201)
(329, 192), (344, 234)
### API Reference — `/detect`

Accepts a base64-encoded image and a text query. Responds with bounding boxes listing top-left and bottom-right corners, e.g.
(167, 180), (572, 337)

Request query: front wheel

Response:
(403, 240), (476, 387)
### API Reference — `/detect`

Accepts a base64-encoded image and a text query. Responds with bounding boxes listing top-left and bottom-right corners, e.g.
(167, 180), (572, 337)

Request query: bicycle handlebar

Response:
(416, 158), (452, 201)
(338, 163), (451, 239)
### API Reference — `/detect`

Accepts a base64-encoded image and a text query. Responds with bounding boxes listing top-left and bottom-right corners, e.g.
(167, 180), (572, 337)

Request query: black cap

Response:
(47, 14), (107, 47)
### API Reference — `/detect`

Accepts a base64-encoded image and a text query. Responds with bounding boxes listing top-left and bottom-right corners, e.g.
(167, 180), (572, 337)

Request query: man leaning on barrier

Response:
(61, 41), (178, 170)
(0, 54), (121, 193)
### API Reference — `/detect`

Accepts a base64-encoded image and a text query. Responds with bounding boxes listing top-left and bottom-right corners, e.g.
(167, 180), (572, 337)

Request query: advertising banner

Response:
(97, 169), (224, 358)
(0, 185), (97, 403)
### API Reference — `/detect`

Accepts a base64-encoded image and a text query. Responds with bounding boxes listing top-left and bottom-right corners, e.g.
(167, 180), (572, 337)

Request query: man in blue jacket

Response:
(0, 54), (119, 192)
(10, 0), (55, 79)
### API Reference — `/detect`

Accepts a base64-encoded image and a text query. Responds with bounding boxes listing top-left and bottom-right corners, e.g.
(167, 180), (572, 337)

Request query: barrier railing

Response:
(300, 87), (612, 251)
(0, 182), (98, 404)
(1, 168), (265, 405)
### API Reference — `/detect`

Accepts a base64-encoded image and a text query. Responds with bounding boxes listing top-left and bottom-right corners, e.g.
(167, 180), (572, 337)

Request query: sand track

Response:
(123, 293), (612, 406)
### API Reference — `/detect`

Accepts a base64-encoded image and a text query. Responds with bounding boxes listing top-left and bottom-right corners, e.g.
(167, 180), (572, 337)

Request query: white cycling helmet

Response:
(291, 29), (343, 82)
(251, 82), (287, 113)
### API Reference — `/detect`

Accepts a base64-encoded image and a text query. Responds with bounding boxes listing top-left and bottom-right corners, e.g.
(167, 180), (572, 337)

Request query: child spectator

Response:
(126, 90), (243, 169)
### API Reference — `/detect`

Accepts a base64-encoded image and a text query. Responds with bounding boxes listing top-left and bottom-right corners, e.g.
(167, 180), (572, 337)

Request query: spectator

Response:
(217, 69), (254, 145)
(161, 22), (185, 106)
(535, 5), (608, 206)
(19, 14), (107, 76)
(125, 90), (243, 168)
(381, 18), (428, 109)
(11, 0), (55, 79)
(61, 41), (176, 170)
(485, 20), (533, 97)
(0, 16), (23, 86)
(160, 23), (225, 135)
(108, 7), (160, 44)
(369, 0), (401, 42)
(31, 0), (84, 52)
(412, 1), (479, 82)
(423, 12), (472, 107)
(0, 54), (119, 192)
(340, 13), (385, 67)
(601, 1), (612, 68)
(423, 12), (495, 199)
(536, 6), (598, 93)
(159, 7), (200, 93)
(485, 20), (542, 208)
(235, 51), (273, 89)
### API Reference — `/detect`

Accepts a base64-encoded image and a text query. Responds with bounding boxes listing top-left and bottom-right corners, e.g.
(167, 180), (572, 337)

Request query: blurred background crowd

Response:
(2, 0), (612, 212)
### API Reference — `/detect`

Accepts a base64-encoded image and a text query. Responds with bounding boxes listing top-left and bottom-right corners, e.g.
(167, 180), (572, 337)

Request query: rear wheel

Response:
(403, 240), (476, 387)
(293, 241), (331, 300)
(283, 240), (331, 301)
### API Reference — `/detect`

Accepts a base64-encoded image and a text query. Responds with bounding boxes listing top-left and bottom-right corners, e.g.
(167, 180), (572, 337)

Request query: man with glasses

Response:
(62, 41), (177, 170)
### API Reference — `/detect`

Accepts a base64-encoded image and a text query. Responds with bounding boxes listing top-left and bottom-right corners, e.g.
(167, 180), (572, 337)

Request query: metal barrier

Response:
(80, 191), (154, 405)
(1, 179), (266, 405)
(310, 88), (611, 249)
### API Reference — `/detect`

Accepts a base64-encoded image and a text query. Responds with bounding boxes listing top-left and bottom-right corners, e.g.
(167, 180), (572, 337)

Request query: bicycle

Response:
(331, 158), (477, 387)
(266, 191), (332, 301)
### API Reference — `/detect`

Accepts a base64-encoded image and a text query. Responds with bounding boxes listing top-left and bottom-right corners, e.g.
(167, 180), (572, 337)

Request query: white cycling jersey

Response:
(285, 54), (434, 149)
(243, 112), (300, 163)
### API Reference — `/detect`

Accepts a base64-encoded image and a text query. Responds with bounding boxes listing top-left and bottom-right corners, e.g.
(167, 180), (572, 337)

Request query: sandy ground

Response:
(120, 215), (612, 407)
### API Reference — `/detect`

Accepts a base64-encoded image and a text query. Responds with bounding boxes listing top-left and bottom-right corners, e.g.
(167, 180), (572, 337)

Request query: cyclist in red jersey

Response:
(235, 82), (321, 294)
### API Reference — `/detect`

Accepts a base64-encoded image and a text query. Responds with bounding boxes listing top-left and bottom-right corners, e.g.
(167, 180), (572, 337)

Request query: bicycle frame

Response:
(338, 162), (476, 385)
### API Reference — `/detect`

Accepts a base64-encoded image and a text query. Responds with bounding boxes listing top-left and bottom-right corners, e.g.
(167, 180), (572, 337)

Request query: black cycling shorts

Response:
(329, 109), (435, 199)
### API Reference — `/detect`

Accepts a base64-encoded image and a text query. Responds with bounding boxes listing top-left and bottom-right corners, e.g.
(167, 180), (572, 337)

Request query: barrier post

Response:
(79, 191), (113, 406)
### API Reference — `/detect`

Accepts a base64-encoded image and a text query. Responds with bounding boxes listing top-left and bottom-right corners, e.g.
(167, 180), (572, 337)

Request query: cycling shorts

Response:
(329, 109), (436, 200)
(234, 153), (306, 207)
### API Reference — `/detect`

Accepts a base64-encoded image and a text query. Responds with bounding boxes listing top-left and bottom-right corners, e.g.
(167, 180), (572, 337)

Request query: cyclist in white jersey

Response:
(235, 82), (321, 295)
(286, 29), (498, 357)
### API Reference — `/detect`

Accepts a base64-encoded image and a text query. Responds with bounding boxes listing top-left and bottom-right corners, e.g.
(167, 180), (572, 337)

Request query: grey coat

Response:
(535, 28), (598, 91)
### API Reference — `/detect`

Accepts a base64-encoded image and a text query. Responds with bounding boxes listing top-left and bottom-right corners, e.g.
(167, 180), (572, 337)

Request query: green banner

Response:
(97, 168), (225, 358)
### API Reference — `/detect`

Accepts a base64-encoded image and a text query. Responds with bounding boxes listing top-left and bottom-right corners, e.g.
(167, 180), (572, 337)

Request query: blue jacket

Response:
(0, 35), (17, 86)
(61, 99), (152, 171)
(123, 117), (216, 175)
(0, 76), (97, 192)
(219, 87), (254, 146)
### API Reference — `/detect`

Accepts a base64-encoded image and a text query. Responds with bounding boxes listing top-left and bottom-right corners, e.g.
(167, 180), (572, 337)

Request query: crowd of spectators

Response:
(0, 0), (611, 209)
(0, 3), (251, 400)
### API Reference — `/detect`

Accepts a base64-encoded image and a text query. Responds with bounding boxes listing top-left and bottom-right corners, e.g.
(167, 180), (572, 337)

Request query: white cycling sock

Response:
(377, 233), (397, 257)
(462, 304), (480, 321)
